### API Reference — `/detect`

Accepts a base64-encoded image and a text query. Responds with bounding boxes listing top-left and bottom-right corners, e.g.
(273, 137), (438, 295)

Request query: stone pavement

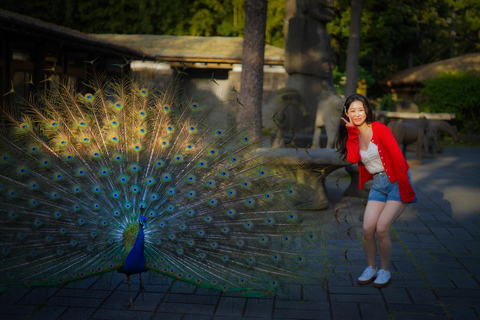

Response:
(1, 147), (479, 320)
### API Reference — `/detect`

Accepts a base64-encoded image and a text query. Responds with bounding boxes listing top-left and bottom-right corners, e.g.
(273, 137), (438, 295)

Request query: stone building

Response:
(0, 9), (150, 113)
(379, 53), (480, 100)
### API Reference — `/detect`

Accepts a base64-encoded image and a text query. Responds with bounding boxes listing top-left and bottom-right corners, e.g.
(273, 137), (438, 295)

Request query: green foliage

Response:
(327, 0), (480, 97)
(2, 0), (480, 85)
(1, 0), (285, 47)
(418, 70), (480, 133)
(332, 66), (375, 97)
(378, 94), (396, 111)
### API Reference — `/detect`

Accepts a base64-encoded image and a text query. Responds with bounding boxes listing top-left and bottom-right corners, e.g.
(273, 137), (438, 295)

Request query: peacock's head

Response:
(140, 215), (147, 228)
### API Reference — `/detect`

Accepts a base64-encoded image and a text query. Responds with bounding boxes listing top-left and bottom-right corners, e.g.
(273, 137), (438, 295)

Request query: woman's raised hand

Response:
(342, 113), (354, 128)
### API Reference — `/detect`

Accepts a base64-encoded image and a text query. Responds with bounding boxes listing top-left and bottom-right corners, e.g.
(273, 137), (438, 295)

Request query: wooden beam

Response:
(375, 111), (456, 120)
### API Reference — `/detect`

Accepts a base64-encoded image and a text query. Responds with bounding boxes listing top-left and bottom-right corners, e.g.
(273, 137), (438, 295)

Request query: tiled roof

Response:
(91, 34), (285, 65)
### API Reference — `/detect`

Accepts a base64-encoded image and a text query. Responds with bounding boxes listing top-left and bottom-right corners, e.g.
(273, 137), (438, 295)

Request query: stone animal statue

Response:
(423, 120), (459, 157)
(387, 117), (428, 164)
(262, 88), (309, 148)
(312, 83), (344, 149)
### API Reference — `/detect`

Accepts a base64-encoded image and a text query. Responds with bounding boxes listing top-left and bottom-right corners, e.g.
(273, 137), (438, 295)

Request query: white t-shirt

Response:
(360, 141), (384, 175)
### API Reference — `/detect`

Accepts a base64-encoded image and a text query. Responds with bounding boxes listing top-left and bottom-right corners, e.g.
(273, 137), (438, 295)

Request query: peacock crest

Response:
(0, 66), (327, 301)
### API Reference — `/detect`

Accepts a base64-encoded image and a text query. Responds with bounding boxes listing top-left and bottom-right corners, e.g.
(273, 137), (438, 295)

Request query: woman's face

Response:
(347, 101), (367, 127)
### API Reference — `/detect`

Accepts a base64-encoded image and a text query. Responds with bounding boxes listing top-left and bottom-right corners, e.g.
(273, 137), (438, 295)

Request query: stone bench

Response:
(256, 148), (349, 210)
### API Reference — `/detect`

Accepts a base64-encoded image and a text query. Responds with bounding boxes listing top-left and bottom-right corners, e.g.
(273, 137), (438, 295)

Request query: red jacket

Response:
(346, 121), (416, 202)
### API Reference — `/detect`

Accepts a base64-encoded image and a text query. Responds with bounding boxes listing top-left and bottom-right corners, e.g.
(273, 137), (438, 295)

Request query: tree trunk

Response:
(238, 0), (267, 141)
(344, 0), (363, 97)
(450, 7), (457, 58)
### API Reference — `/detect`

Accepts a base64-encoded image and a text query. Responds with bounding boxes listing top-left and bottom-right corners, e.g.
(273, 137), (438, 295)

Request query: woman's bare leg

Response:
(362, 200), (386, 268)
(376, 200), (407, 271)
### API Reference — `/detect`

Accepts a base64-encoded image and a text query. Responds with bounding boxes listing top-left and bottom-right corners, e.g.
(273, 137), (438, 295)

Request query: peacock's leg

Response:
(139, 273), (147, 300)
(126, 275), (135, 308)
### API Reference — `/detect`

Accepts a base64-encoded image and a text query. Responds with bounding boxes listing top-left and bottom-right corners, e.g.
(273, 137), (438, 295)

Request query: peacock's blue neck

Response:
(122, 223), (147, 275)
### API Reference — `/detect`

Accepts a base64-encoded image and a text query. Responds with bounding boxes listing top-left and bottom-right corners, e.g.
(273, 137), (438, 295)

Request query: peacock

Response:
(0, 65), (329, 306)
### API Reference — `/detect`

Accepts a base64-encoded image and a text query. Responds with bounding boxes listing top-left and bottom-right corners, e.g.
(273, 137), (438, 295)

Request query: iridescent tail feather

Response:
(0, 66), (330, 296)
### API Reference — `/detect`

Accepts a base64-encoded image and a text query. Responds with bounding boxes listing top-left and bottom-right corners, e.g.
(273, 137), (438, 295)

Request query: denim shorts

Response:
(368, 170), (417, 203)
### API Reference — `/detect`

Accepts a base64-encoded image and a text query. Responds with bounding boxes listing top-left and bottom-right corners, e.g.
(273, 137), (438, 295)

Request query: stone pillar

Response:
(283, 0), (336, 135)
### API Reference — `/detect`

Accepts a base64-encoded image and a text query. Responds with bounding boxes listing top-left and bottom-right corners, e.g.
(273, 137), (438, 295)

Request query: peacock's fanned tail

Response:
(0, 68), (326, 296)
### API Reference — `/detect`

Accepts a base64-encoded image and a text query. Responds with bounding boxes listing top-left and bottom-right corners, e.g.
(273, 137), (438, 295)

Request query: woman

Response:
(335, 94), (416, 288)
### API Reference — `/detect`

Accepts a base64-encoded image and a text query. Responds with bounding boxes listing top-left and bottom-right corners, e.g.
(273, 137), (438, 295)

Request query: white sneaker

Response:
(357, 266), (378, 285)
(373, 269), (391, 288)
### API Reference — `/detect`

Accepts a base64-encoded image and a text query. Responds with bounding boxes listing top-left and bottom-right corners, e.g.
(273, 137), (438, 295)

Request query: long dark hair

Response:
(335, 93), (374, 160)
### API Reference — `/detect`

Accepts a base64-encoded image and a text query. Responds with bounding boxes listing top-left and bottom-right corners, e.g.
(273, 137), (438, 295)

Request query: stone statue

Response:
(391, 100), (420, 113)
(387, 117), (428, 164)
(312, 81), (344, 148)
(262, 88), (309, 148)
(283, 0), (336, 137)
(424, 120), (459, 157)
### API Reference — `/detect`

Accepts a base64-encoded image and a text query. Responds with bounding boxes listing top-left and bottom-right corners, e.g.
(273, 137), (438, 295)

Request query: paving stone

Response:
(388, 279), (429, 288)
(57, 307), (97, 320)
(47, 296), (104, 308)
(132, 292), (164, 311)
(64, 276), (99, 289)
(274, 284), (302, 301)
(446, 306), (479, 320)
(454, 253), (480, 261)
(274, 308), (329, 319)
(429, 227), (453, 237)
(449, 274), (480, 289)
(158, 301), (216, 315)
(388, 304), (447, 315)
(331, 302), (360, 320)
(55, 288), (111, 299)
(391, 273), (424, 281)
(92, 309), (153, 319)
(329, 286), (379, 295)
(166, 281), (196, 294)
(244, 298), (274, 318)
(164, 293), (219, 304)
(463, 263), (480, 274)
(330, 293), (383, 303)
(438, 296), (480, 306)
(390, 313), (449, 320)
(463, 243), (480, 254)
(397, 233), (421, 243)
(143, 284), (172, 293)
(448, 228), (476, 241)
(152, 313), (183, 320)
(0, 304), (37, 316)
(391, 261), (419, 273)
(424, 273), (455, 288)
(418, 262), (469, 272)
(302, 285), (328, 302)
(359, 302), (389, 320)
(403, 243), (449, 252)
(0, 288), (30, 305)
(17, 288), (59, 305)
(215, 297), (247, 317)
(410, 251), (435, 262)
(326, 273), (353, 286)
(407, 288), (438, 305)
(27, 306), (67, 320)
(381, 287), (411, 304)
(100, 291), (131, 310)
(88, 276), (123, 290)
(417, 235), (441, 244)
(275, 300), (329, 310)
(184, 315), (212, 320)
(195, 287), (223, 296)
